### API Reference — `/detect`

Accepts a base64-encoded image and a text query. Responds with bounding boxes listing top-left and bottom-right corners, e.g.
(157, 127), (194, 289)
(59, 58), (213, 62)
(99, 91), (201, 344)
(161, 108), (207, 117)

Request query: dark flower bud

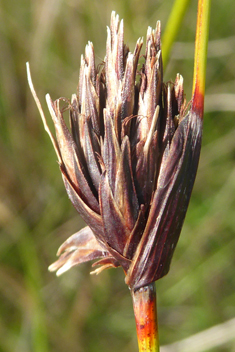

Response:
(27, 11), (203, 290)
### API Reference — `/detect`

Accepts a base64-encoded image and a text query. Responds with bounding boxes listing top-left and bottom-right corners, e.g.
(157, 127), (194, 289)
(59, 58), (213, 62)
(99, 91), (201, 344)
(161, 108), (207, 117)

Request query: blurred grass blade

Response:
(161, 317), (235, 352)
(162, 0), (191, 67)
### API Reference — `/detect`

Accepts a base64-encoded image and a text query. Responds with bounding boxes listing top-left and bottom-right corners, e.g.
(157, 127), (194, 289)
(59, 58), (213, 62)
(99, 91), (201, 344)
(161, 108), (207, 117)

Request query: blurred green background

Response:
(0, 0), (235, 351)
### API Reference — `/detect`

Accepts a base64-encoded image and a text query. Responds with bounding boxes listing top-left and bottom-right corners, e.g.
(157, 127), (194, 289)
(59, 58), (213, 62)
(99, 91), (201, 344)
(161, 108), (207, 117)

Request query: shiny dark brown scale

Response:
(30, 12), (202, 290)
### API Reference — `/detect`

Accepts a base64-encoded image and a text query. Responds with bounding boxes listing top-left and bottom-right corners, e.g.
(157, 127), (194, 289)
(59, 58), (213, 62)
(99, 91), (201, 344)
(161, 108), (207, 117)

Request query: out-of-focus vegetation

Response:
(0, 0), (235, 351)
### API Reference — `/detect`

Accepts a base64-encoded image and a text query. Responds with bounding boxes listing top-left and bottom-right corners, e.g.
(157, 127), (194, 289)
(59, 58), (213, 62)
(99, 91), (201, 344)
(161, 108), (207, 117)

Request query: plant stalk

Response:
(162, 0), (191, 67)
(192, 0), (211, 116)
(131, 283), (159, 352)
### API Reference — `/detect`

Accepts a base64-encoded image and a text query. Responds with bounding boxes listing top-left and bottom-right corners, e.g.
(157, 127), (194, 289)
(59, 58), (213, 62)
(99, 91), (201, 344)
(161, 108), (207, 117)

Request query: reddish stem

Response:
(192, 0), (211, 117)
(131, 283), (159, 352)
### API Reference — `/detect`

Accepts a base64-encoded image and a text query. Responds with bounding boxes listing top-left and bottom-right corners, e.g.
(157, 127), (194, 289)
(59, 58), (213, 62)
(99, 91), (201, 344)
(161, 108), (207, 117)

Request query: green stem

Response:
(131, 283), (159, 352)
(192, 0), (211, 116)
(162, 0), (191, 67)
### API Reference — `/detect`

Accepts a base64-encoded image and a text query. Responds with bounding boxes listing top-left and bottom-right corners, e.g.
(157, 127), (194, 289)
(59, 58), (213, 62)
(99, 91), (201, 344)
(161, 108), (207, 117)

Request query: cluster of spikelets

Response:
(28, 12), (202, 290)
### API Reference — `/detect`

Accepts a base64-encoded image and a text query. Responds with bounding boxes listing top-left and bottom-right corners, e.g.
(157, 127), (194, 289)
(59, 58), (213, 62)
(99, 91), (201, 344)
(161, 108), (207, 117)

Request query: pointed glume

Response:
(27, 11), (203, 289)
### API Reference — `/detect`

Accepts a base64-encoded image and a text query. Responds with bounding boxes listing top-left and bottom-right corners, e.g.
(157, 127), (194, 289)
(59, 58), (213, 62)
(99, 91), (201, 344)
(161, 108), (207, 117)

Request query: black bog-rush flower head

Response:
(28, 12), (202, 291)
(28, 1), (210, 349)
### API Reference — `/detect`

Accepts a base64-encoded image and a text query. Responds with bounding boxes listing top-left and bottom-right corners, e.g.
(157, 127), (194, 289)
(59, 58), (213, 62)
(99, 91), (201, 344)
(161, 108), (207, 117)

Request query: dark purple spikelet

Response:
(29, 12), (203, 290)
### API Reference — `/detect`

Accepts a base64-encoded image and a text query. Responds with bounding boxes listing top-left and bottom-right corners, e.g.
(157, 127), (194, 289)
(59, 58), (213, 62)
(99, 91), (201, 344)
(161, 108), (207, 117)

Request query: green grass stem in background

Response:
(162, 0), (191, 67)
